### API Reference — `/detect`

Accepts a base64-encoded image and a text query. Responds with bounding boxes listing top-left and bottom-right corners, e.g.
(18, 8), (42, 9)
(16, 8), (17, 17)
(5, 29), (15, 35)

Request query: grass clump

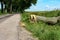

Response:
(21, 10), (60, 40)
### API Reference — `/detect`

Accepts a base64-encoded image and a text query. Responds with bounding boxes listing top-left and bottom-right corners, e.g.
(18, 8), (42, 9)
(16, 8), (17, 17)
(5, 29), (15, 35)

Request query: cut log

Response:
(57, 16), (60, 20)
(36, 16), (58, 24)
(57, 16), (60, 22)
(36, 16), (47, 22)
(46, 17), (58, 24)
(30, 15), (37, 23)
(30, 15), (59, 24)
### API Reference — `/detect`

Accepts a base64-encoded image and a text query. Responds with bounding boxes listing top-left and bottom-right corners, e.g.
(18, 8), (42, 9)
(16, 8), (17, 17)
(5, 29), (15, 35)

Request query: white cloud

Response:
(46, 5), (50, 8)
(45, 5), (56, 10)
(45, 5), (51, 10)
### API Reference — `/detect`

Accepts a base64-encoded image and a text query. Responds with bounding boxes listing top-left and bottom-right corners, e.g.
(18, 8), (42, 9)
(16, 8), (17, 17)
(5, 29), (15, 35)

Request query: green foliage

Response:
(21, 10), (60, 40)
(29, 10), (60, 17)
(0, 0), (37, 13)
(0, 11), (8, 15)
(18, 0), (37, 13)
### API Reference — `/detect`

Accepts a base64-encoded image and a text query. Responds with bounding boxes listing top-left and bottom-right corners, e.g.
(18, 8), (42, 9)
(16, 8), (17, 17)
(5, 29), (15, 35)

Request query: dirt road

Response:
(0, 14), (38, 40)
(0, 14), (20, 40)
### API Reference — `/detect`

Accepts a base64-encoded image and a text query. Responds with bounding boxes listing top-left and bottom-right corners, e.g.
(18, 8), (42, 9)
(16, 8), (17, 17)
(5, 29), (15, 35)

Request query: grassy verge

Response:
(21, 10), (60, 40)
(0, 11), (8, 15)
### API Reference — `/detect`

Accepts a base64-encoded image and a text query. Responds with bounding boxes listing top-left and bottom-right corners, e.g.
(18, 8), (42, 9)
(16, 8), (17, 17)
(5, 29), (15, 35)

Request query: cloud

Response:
(45, 5), (56, 10)
(46, 5), (50, 8)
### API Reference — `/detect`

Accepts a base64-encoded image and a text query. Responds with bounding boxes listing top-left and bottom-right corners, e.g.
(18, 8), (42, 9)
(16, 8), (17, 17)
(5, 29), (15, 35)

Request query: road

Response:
(0, 14), (38, 40)
(0, 14), (20, 40)
(0, 14), (13, 23)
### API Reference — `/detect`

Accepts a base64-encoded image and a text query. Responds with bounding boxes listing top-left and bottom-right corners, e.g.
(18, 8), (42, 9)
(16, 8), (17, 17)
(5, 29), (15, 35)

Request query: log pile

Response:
(30, 15), (60, 24)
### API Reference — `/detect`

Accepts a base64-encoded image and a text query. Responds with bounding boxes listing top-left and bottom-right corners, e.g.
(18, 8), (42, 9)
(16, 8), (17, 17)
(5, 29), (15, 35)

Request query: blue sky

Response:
(0, 3), (1, 9)
(25, 0), (60, 11)
(0, 0), (60, 11)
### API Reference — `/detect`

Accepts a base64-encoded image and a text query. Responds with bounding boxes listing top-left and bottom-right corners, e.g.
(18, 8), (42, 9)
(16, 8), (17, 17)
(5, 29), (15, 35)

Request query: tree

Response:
(4, 0), (12, 13)
(19, 0), (37, 13)
(0, 0), (4, 13)
(0, 0), (37, 13)
(12, 0), (37, 13)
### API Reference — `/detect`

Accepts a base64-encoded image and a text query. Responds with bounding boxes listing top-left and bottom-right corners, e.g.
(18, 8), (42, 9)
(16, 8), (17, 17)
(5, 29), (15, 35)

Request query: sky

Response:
(0, 3), (1, 9)
(25, 0), (60, 11)
(0, 0), (60, 11)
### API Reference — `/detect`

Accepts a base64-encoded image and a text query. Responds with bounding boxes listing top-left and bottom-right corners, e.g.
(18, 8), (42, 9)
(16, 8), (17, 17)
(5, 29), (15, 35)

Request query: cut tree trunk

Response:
(57, 16), (60, 22)
(36, 16), (59, 24)
(30, 15), (60, 24)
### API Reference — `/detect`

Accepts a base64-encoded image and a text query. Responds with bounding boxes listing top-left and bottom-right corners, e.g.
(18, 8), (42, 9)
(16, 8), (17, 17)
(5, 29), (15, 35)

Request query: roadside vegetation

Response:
(0, 10), (8, 15)
(21, 10), (60, 40)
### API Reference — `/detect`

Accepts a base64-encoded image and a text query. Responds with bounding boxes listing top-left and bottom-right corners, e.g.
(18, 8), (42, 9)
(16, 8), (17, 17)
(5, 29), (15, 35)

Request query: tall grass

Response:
(21, 10), (60, 40)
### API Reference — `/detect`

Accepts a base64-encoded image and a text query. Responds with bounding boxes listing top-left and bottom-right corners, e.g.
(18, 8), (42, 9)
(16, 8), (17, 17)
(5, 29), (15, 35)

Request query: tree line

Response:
(0, 0), (37, 13)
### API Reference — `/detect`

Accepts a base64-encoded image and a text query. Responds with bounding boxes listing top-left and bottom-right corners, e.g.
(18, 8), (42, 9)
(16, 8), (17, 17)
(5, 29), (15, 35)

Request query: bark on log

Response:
(36, 16), (59, 24)
(57, 16), (60, 22)
(58, 16), (60, 20)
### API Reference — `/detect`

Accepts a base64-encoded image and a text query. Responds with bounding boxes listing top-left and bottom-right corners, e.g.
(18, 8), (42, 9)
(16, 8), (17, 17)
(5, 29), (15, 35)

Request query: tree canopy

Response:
(0, 0), (37, 13)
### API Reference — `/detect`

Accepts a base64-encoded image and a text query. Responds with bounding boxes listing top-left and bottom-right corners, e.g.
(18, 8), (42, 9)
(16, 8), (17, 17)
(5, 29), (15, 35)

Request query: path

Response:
(0, 14), (38, 40)
(0, 14), (13, 23)
(0, 14), (20, 40)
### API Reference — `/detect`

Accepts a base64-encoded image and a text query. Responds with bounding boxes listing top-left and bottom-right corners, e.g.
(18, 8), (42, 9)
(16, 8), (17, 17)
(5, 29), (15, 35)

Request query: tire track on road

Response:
(0, 14), (13, 23)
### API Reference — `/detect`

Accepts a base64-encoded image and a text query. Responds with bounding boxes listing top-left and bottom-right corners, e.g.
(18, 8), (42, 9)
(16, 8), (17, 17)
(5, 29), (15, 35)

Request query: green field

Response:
(21, 10), (60, 40)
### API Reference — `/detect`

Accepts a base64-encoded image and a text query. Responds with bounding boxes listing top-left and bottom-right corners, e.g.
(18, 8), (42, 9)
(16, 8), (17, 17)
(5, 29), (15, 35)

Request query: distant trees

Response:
(0, 0), (37, 13)
(0, 0), (4, 13)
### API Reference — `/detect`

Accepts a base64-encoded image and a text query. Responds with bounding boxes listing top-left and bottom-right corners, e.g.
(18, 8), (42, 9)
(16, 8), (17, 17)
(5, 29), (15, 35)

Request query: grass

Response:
(0, 11), (7, 15)
(21, 10), (60, 40)
(0, 11), (9, 16)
